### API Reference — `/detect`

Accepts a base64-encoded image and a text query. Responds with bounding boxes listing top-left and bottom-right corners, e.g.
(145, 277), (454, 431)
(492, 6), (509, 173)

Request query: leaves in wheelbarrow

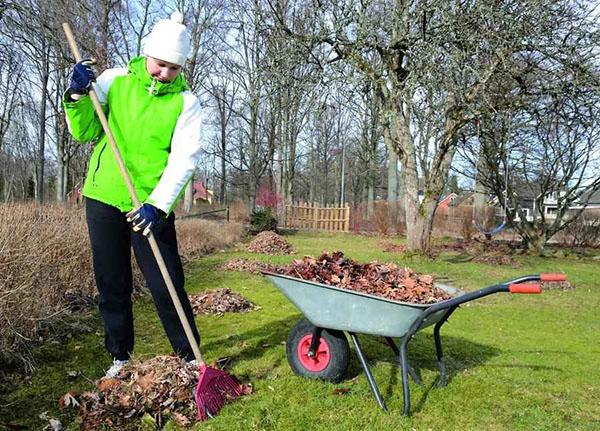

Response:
(62, 356), (249, 429)
(281, 251), (451, 304)
(189, 288), (261, 315)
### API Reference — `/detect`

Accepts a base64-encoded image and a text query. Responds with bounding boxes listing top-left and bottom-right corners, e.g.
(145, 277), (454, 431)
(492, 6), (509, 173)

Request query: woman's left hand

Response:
(126, 203), (165, 236)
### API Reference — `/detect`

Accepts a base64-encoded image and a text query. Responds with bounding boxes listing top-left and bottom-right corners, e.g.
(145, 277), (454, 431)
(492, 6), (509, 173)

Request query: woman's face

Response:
(146, 57), (182, 83)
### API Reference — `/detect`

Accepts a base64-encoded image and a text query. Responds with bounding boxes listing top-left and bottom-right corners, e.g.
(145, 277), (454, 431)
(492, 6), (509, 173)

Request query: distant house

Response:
(193, 181), (214, 205)
(436, 193), (458, 215)
(567, 189), (600, 212)
(449, 191), (475, 208)
(508, 187), (600, 222)
(411, 178), (455, 208)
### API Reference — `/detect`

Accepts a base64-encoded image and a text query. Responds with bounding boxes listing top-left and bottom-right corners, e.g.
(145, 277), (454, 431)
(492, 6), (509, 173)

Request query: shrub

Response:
(228, 199), (250, 223)
(255, 183), (282, 211)
(561, 210), (600, 249)
(250, 206), (277, 233)
(177, 219), (245, 261)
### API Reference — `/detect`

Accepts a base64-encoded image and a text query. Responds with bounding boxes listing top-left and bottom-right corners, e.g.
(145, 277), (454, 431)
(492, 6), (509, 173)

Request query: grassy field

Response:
(1, 231), (599, 430)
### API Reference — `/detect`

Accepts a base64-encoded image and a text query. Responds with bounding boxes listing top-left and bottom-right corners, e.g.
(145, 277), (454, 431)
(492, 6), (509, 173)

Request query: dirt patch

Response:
(221, 258), (281, 274)
(62, 356), (249, 429)
(247, 231), (295, 255)
(189, 289), (260, 315)
(280, 251), (450, 304)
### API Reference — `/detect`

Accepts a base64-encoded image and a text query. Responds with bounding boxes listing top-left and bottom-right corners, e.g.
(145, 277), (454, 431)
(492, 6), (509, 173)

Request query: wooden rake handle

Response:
(62, 23), (204, 365)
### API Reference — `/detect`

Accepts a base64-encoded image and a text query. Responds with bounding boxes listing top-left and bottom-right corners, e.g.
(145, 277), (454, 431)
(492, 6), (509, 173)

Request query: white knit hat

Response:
(143, 11), (191, 66)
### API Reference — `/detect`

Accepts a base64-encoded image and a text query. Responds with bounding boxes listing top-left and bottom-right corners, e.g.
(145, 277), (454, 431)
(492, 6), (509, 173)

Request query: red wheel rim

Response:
(297, 334), (331, 372)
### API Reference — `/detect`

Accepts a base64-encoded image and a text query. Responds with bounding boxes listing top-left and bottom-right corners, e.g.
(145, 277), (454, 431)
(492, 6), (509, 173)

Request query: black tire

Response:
(286, 318), (350, 383)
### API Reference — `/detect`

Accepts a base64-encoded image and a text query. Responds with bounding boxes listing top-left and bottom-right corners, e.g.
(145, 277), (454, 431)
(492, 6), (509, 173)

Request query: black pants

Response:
(85, 197), (200, 361)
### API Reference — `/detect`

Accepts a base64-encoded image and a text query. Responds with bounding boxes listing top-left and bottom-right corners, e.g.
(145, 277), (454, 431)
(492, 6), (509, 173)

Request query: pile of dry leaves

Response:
(280, 251), (451, 304)
(62, 357), (198, 429)
(221, 258), (281, 274)
(190, 288), (260, 315)
(247, 231), (295, 255)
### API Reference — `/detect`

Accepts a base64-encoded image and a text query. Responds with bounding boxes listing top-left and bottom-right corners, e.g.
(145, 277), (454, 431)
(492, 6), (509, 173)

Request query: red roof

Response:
(193, 181), (208, 200)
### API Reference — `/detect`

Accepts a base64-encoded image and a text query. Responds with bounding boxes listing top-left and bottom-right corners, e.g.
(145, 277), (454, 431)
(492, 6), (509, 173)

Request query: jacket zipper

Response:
(148, 78), (157, 96)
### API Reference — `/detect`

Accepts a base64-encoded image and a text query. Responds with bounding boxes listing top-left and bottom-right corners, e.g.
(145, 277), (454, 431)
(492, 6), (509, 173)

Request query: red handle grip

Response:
(509, 283), (542, 294)
(540, 273), (567, 282)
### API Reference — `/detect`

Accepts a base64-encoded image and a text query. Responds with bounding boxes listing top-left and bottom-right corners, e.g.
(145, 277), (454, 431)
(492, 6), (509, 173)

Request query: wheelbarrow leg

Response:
(385, 337), (422, 386)
(433, 306), (458, 387)
(399, 334), (412, 416)
(349, 332), (387, 411)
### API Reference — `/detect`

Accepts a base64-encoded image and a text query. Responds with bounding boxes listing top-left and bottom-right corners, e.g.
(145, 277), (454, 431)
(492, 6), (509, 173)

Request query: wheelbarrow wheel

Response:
(287, 318), (349, 383)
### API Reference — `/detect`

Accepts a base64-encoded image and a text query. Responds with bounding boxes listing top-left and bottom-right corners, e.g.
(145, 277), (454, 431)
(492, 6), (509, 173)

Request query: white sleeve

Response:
(146, 91), (203, 213)
(92, 67), (128, 103)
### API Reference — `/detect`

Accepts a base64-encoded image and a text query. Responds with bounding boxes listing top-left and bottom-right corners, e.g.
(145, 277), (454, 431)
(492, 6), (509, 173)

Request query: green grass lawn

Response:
(1, 231), (599, 430)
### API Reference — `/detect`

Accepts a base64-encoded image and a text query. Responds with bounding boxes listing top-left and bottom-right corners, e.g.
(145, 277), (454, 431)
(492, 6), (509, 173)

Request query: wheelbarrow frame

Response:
(263, 271), (566, 415)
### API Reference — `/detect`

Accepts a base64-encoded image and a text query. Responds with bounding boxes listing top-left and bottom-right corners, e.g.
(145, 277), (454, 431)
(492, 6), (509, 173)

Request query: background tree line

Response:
(0, 0), (599, 253)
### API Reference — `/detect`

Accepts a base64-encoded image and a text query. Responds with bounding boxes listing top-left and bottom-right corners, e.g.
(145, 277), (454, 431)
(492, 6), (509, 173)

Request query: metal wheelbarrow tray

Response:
(262, 271), (567, 415)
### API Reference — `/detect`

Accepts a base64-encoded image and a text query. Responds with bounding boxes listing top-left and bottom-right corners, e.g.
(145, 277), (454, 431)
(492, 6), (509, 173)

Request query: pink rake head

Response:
(194, 363), (243, 421)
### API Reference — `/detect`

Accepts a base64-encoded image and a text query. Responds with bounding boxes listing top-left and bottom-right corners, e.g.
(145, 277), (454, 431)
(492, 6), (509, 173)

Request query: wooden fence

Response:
(284, 202), (350, 232)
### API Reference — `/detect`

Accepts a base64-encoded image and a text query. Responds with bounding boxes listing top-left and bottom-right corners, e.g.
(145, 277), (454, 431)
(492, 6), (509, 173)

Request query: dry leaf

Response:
(58, 391), (80, 409)
(97, 378), (120, 392)
(171, 411), (191, 427)
(48, 419), (63, 431)
(241, 383), (253, 395)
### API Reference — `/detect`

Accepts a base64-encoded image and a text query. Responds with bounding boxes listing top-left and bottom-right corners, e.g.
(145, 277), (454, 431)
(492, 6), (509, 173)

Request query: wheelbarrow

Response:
(262, 271), (567, 415)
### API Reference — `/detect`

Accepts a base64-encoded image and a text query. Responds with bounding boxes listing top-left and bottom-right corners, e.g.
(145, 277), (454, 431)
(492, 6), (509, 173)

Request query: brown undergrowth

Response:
(0, 203), (244, 373)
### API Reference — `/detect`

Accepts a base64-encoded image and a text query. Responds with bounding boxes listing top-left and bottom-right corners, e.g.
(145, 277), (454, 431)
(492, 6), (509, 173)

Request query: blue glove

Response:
(69, 59), (96, 94)
(126, 203), (165, 237)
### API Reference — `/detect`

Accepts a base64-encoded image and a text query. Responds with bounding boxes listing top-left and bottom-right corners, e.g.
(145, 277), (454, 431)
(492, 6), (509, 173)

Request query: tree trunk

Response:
(386, 140), (398, 228)
(183, 177), (193, 213)
(522, 233), (546, 255)
(367, 182), (374, 217)
(36, 43), (49, 203)
(56, 128), (68, 202)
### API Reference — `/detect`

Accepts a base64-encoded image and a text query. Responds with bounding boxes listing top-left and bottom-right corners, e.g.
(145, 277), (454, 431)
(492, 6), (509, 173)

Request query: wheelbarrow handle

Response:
(502, 273), (567, 286)
(540, 273), (567, 282)
(508, 283), (541, 294)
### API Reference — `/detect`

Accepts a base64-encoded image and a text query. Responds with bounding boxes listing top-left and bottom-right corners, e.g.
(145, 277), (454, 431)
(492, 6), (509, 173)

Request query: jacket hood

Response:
(127, 56), (189, 95)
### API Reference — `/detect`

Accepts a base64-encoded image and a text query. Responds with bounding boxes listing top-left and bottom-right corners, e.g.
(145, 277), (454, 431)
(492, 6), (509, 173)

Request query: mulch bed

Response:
(61, 356), (250, 429)
(189, 288), (260, 315)
(280, 251), (451, 304)
(247, 231), (295, 255)
(221, 258), (281, 274)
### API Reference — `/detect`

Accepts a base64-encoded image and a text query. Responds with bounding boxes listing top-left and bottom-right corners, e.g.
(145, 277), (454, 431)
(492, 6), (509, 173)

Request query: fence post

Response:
(344, 203), (350, 232)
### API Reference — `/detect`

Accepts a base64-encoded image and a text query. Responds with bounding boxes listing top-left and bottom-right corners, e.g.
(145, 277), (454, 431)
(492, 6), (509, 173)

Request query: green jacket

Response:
(64, 56), (203, 213)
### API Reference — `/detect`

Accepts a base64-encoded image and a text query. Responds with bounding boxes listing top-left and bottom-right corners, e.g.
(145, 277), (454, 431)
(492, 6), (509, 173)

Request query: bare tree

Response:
(457, 1), (600, 253)
(268, 0), (599, 251)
